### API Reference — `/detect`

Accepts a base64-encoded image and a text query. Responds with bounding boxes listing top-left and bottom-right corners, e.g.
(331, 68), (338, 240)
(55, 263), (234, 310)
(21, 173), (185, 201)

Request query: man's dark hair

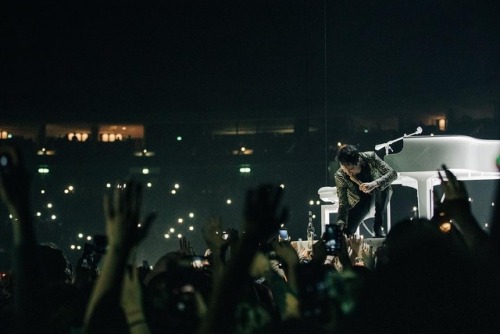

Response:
(336, 145), (360, 165)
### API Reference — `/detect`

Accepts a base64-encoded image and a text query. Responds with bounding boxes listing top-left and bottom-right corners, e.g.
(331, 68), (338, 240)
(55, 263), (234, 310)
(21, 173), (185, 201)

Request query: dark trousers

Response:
(345, 187), (392, 235)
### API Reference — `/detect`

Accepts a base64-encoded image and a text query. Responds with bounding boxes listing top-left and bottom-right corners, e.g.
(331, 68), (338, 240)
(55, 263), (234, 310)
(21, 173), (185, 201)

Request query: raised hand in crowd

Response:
(436, 165), (490, 258)
(200, 183), (288, 334)
(84, 180), (156, 333)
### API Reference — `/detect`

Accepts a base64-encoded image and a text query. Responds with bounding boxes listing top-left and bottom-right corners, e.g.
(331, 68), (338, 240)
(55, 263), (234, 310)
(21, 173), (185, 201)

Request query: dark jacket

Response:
(334, 151), (397, 225)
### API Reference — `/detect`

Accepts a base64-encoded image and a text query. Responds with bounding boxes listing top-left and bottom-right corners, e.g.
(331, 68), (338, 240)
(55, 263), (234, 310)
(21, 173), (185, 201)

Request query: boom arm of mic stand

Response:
(374, 127), (423, 153)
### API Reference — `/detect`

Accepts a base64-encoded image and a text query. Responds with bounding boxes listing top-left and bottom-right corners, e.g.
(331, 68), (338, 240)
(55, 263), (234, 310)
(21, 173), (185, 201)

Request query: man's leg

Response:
(373, 187), (392, 236)
(345, 196), (373, 236)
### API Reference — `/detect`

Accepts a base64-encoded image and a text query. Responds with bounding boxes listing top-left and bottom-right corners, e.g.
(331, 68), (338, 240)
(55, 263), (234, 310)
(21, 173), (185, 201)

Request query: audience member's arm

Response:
(121, 257), (151, 334)
(84, 181), (156, 331)
(199, 184), (287, 334)
(439, 166), (490, 256)
(0, 146), (45, 333)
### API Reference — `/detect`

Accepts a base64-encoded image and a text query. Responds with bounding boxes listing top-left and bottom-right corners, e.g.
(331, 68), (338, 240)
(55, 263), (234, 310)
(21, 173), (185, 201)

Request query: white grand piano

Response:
(384, 135), (500, 219)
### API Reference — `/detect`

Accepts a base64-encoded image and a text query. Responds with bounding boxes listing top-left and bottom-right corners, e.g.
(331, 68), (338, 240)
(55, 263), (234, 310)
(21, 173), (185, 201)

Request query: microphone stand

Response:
(375, 127), (423, 155)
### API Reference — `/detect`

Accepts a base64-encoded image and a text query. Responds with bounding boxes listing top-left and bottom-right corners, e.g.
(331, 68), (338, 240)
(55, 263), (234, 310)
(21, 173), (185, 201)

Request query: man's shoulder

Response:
(360, 151), (377, 159)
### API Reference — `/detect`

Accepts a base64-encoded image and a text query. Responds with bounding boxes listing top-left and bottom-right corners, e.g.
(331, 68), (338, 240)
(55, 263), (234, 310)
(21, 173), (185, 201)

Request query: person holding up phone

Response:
(334, 144), (397, 237)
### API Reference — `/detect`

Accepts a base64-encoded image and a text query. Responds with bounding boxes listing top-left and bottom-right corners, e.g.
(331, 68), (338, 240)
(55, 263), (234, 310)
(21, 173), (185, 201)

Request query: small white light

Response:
(170, 228), (175, 233)
(41, 190), (45, 194)
(51, 215), (56, 220)
(177, 233), (182, 239)
(64, 189), (69, 194)
(177, 136), (182, 141)
(171, 190), (177, 194)
(492, 202), (495, 206)
(485, 223), (489, 228)
(174, 184), (180, 189)
(316, 201), (321, 205)
(106, 183), (111, 188)
(178, 218), (183, 223)
(241, 147), (246, 152)
(142, 168), (150, 175)
(86, 236), (92, 241)
(239, 167), (251, 173)
(312, 214), (316, 219)
(78, 233), (83, 238)
(280, 184), (285, 189)
(164, 234), (170, 239)
(137, 223), (141, 228)
(143, 149), (148, 153)
(70, 245), (76, 250)
(68, 186), (74, 191)
(47, 203), (53, 208)
(337, 142), (342, 147)
(189, 212), (194, 218)
(189, 226), (194, 231)
(413, 206), (417, 211)
(226, 199), (232, 205)
(36, 212), (41, 217)
(468, 197), (472, 202)
(9, 214), (13, 219)
(309, 200), (314, 205)
(76, 245), (82, 250)
(147, 182), (152, 187)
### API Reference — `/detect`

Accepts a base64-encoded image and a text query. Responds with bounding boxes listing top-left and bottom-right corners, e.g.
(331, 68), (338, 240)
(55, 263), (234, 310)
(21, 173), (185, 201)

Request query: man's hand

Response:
(103, 180), (156, 251)
(360, 181), (378, 193)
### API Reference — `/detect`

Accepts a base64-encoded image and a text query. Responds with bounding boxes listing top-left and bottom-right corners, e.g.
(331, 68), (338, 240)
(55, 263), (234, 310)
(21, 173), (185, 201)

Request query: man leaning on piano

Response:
(334, 144), (398, 238)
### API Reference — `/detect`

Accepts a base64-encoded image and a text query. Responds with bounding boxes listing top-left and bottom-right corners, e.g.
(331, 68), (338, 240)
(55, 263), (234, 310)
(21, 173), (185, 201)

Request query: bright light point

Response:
(485, 223), (489, 228)
(9, 214), (13, 219)
(364, 129), (369, 133)
(70, 245), (76, 250)
(77, 245), (82, 250)
(241, 147), (246, 152)
(64, 189), (69, 194)
(316, 201), (321, 205)
(171, 190), (176, 194)
(176, 136), (182, 141)
(177, 234), (182, 239)
(312, 214), (316, 219)
(169, 228), (175, 233)
(164, 234), (170, 239)
(239, 167), (251, 173)
(337, 142), (342, 147)
(309, 200), (314, 205)
(147, 182), (152, 187)
(142, 168), (150, 174)
(189, 212), (194, 218)
(226, 199), (232, 205)
(439, 222), (452, 233)
(38, 167), (50, 174)
(430, 133), (435, 136)
(36, 212), (41, 216)
(106, 183), (111, 188)
(143, 149), (147, 153)
(78, 233), (83, 238)
(413, 206), (417, 211)
(137, 223), (141, 228)
(174, 184), (179, 189)
(68, 185), (74, 191)
(189, 226), (194, 231)
(42, 148), (46, 152)
(492, 202), (495, 206)
(280, 184), (285, 189)
(47, 203), (53, 208)
(178, 218), (183, 223)
(41, 190), (45, 194)
(51, 215), (56, 220)
(468, 198), (472, 202)
(87, 236), (92, 241)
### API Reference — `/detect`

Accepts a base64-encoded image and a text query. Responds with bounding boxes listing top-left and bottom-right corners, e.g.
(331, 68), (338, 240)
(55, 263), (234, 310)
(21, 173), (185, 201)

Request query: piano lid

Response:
(384, 135), (500, 173)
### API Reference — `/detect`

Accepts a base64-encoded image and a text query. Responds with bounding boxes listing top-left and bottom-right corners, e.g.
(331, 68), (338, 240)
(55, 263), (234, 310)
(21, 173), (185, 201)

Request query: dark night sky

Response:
(1, 0), (499, 123)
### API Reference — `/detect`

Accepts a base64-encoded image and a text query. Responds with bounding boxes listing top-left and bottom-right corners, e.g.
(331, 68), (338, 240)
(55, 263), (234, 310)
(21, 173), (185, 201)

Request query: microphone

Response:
(375, 143), (386, 151)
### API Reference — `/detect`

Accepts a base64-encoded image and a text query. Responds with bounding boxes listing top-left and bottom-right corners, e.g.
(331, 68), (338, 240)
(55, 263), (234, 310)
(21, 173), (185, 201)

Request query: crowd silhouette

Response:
(1, 144), (499, 333)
